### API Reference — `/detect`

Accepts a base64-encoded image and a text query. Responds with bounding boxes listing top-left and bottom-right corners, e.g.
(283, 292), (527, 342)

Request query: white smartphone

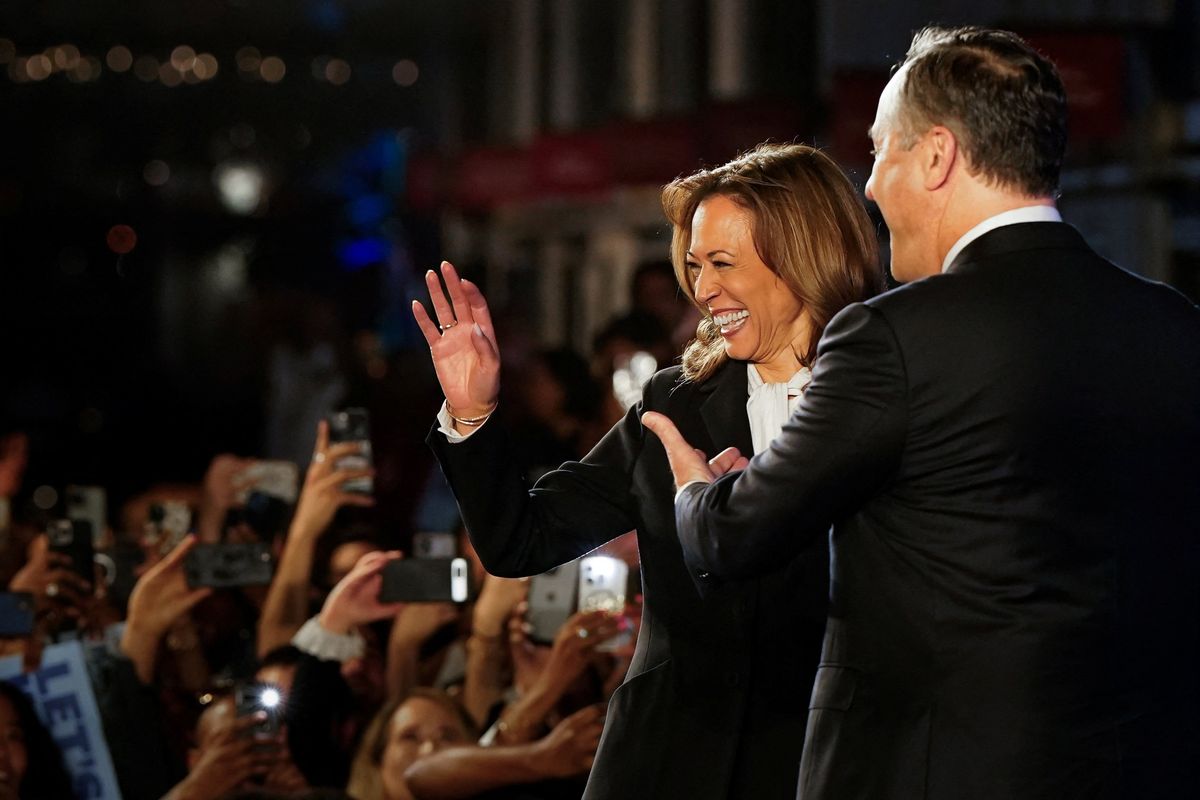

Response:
(578, 555), (631, 653)
(526, 561), (581, 644)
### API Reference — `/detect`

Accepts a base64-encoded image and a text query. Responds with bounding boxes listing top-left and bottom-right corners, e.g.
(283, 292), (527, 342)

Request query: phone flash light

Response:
(260, 688), (282, 709)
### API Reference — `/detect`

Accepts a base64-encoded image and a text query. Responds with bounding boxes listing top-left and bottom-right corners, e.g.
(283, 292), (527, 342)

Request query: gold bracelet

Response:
(448, 403), (497, 427)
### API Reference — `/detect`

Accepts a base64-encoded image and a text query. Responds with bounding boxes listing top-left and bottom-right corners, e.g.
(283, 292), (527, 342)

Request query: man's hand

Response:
(641, 412), (749, 491)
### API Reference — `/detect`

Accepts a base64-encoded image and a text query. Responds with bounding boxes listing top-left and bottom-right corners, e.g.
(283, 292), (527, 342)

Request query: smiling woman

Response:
(662, 142), (882, 383)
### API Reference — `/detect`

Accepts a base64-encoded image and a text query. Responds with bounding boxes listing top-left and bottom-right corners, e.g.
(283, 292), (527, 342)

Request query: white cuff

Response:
(291, 617), (366, 663)
(436, 401), (491, 442)
(674, 479), (710, 503)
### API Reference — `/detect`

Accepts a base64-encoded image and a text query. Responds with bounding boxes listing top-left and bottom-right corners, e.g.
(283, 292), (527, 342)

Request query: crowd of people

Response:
(0, 260), (693, 800)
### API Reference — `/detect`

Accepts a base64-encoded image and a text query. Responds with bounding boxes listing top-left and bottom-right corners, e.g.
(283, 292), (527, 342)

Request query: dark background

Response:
(2, 0), (1197, 531)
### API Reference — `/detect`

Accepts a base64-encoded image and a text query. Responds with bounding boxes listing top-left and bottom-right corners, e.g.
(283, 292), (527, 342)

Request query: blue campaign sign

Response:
(0, 640), (122, 799)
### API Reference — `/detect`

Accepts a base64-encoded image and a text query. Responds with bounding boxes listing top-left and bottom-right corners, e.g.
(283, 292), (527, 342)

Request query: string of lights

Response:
(0, 38), (419, 88)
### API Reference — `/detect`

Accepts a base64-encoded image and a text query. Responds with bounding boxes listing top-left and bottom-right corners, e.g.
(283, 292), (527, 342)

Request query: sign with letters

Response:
(0, 640), (122, 799)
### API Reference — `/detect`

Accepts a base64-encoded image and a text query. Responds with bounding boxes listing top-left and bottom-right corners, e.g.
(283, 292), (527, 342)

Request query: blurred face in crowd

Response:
(329, 540), (379, 587)
(687, 194), (810, 381)
(379, 696), (471, 800)
(0, 694), (28, 794)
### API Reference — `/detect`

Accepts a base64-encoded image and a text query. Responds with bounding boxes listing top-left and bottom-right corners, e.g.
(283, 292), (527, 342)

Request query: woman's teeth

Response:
(714, 310), (749, 332)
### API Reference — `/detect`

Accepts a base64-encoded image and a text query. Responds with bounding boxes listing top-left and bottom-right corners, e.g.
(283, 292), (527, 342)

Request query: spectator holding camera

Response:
(258, 420), (374, 658)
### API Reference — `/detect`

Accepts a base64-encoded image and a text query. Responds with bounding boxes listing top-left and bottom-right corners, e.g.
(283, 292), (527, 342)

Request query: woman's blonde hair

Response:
(661, 142), (883, 382)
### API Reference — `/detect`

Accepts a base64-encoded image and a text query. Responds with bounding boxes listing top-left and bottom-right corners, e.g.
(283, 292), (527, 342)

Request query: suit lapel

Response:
(698, 360), (754, 457)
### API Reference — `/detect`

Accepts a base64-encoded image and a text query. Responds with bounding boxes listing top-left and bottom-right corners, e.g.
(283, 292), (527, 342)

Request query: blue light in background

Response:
(336, 236), (389, 270)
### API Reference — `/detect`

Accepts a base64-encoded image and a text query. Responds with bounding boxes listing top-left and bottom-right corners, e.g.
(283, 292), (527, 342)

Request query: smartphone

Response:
(65, 485), (107, 547)
(146, 500), (192, 555)
(0, 592), (34, 637)
(526, 560), (581, 645)
(412, 531), (457, 559)
(378, 557), (471, 603)
(235, 682), (285, 741)
(236, 461), (299, 504)
(578, 555), (631, 653)
(94, 541), (144, 610)
(327, 408), (373, 494)
(47, 518), (95, 582)
(184, 542), (274, 588)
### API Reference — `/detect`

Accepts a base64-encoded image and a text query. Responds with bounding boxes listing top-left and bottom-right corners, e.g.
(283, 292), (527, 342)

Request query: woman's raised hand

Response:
(411, 261), (501, 420)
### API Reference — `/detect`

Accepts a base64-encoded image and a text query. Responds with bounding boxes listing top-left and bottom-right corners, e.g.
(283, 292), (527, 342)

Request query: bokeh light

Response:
(106, 224), (138, 254)
(392, 59), (418, 86)
(325, 58), (351, 85)
(143, 160), (171, 186)
(106, 45), (133, 72)
(259, 56), (286, 83)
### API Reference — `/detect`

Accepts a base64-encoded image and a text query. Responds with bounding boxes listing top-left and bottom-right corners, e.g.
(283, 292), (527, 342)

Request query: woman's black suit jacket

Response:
(429, 358), (828, 800)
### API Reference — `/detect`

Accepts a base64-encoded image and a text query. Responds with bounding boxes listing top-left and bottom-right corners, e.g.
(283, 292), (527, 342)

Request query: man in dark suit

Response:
(645, 26), (1200, 800)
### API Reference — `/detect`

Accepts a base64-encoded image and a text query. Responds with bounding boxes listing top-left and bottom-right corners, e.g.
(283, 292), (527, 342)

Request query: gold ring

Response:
(439, 320), (459, 331)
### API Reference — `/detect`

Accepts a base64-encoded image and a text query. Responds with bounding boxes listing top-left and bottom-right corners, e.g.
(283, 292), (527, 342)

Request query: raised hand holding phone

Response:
(411, 261), (501, 431)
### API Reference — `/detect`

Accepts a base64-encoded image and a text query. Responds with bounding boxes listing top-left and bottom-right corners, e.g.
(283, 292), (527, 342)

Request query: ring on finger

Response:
(576, 627), (589, 639)
(46, 582), (59, 598)
(439, 320), (459, 331)
(312, 452), (326, 464)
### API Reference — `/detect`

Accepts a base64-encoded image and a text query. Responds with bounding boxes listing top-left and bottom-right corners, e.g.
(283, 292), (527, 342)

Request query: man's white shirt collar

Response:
(941, 205), (1062, 273)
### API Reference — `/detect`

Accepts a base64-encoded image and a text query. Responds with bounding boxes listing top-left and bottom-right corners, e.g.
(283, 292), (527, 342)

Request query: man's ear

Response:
(921, 126), (958, 191)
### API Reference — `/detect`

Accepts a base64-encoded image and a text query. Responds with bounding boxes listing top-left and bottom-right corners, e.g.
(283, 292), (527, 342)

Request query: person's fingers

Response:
(641, 411), (691, 455)
(155, 533), (200, 574)
(424, 269), (456, 328)
(314, 467), (375, 493)
(460, 279), (497, 345)
(440, 261), (475, 327)
(175, 586), (214, 614)
(469, 322), (501, 369)
(26, 534), (49, 562)
(641, 411), (712, 488)
(324, 441), (367, 462)
(313, 419), (330, 455)
(411, 300), (442, 347)
(336, 493), (376, 508)
(46, 569), (91, 595)
(708, 446), (747, 477)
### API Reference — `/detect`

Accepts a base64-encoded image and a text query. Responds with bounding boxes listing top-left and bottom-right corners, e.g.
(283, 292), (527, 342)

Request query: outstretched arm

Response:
(648, 304), (908, 584)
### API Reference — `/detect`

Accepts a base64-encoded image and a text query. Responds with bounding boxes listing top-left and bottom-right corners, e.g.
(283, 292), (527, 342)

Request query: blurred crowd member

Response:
(258, 420), (374, 657)
(346, 690), (476, 800)
(509, 349), (604, 480)
(0, 680), (75, 800)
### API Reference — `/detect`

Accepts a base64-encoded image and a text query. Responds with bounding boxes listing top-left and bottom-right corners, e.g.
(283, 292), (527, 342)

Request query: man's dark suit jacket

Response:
(677, 222), (1200, 799)
(430, 359), (829, 800)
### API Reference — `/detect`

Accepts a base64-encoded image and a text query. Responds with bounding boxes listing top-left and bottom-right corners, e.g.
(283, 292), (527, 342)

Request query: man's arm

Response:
(663, 304), (908, 583)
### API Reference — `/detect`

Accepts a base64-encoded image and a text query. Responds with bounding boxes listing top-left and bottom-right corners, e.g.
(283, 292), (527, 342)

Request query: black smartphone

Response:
(184, 543), (274, 588)
(526, 561), (580, 644)
(234, 682), (285, 741)
(379, 558), (471, 603)
(47, 518), (95, 582)
(0, 592), (35, 637)
(327, 408), (373, 494)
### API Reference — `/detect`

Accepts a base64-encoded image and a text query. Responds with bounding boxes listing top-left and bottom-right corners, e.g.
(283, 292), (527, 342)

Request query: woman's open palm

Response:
(411, 261), (501, 415)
